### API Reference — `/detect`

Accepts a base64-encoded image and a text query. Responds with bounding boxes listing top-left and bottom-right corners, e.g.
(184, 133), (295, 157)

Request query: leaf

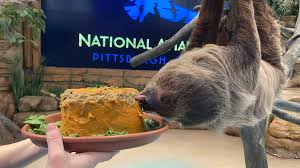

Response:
(0, 3), (46, 46)
(28, 128), (34, 133)
(68, 134), (79, 137)
(144, 119), (160, 131)
(32, 128), (46, 135)
(39, 123), (47, 131)
(102, 128), (128, 136)
(24, 114), (46, 125)
(56, 121), (62, 128)
(93, 128), (128, 136)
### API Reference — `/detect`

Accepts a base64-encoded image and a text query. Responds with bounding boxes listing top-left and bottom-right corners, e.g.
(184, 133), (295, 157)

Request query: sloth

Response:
(135, 0), (287, 130)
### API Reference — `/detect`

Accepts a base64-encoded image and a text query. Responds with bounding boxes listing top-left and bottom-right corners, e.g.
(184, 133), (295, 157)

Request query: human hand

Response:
(46, 123), (118, 168)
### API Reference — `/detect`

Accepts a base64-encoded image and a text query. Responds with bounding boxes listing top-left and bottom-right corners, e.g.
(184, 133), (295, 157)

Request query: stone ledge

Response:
(44, 67), (88, 75)
(123, 70), (157, 78)
(124, 77), (150, 85)
(0, 77), (9, 87)
(0, 68), (9, 75)
(86, 68), (124, 76)
(82, 75), (104, 83)
(0, 86), (10, 92)
(44, 74), (83, 82)
(0, 62), (9, 69)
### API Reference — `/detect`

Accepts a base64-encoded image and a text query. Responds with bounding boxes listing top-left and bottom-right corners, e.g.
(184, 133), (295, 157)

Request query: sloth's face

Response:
(136, 66), (223, 127)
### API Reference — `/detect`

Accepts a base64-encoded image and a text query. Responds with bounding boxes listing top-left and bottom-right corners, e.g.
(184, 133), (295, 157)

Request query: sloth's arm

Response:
(253, 0), (285, 72)
(186, 0), (224, 50)
(229, 0), (261, 66)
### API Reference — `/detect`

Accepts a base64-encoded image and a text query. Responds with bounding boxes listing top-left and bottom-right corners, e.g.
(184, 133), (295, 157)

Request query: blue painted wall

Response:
(42, 0), (229, 70)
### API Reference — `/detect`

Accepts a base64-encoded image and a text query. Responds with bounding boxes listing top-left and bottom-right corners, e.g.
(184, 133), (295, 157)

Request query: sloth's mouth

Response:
(135, 94), (155, 111)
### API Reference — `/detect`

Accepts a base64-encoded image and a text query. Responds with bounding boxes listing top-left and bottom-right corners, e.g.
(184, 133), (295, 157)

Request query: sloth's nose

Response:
(135, 95), (146, 101)
(135, 94), (153, 111)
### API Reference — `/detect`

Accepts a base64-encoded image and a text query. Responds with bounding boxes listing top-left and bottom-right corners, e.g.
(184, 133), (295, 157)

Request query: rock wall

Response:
(0, 39), (18, 119)
(266, 112), (300, 159)
(43, 67), (157, 91)
(0, 39), (12, 92)
(0, 39), (23, 145)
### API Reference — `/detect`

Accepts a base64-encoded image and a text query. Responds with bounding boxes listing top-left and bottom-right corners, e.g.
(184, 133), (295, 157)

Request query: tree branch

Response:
(283, 0), (300, 78)
(240, 118), (268, 168)
(272, 106), (300, 126)
(40, 89), (60, 101)
(130, 16), (198, 67)
(274, 99), (300, 112)
(280, 25), (294, 38)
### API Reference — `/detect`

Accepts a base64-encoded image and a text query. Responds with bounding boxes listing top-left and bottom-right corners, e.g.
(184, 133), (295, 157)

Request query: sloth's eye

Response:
(160, 96), (169, 103)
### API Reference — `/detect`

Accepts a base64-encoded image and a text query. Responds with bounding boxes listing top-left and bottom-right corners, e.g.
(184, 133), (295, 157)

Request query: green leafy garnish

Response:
(28, 128), (34, 133)
(31, 127), (46, 135)
(67, 134), (80, 137)
(94, 128), (128, 136)
(24, 114), (161, 136)
(144, 119), (160, 131)
(24, 114), (62, 135)
(24, 115), (46, 125)
(56, 121), (62, 128)
(24, 114), (47, 135)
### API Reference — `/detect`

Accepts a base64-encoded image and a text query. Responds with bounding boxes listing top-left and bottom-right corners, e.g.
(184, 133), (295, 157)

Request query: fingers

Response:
(45, 124), (119, 168)
(46, 123), (64, 152)
(71, 151), (119, 167)
(46, 123), (67, 168)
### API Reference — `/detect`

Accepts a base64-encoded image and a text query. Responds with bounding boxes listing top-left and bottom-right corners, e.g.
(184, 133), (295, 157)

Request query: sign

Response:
(41, 0), (228, 70)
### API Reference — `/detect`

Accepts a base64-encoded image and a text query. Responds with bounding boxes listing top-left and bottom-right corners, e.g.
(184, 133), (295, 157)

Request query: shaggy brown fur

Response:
(218, 0), (286, 72)
(138, 0), (287, 130)
(186, 0), (224, 50)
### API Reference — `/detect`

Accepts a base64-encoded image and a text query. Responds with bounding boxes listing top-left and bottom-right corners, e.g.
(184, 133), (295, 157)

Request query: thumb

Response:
(46, 123), (65, 156)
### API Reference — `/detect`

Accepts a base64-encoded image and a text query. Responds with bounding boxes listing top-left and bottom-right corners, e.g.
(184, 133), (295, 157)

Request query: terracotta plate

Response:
(21, 113), (169, 152)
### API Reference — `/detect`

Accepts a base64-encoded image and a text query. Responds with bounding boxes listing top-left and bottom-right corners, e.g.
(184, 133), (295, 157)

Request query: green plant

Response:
(8, 54), (46, 111)
(24, 68), (45, 96)
(267, 0), (299, 16)
(0, 1), (46, 46)
(8, 54), (25, 110)
(24, 57), (46, 96)
(48, 86), (65, 97)
(95, 82), (104, 88)
(289, 0), (299, 16)
(267, 0), (290, 17)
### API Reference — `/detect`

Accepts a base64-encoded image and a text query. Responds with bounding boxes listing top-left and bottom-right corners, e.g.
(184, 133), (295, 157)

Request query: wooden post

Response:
(32, 0), (42, 72)
(32, 42), (41, 72)
(23, 22), (33, 69)
(240, 118), (268, 168)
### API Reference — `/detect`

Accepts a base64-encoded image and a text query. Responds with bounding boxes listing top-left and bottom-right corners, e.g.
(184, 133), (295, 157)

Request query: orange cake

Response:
(60, 87), (144, 136)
